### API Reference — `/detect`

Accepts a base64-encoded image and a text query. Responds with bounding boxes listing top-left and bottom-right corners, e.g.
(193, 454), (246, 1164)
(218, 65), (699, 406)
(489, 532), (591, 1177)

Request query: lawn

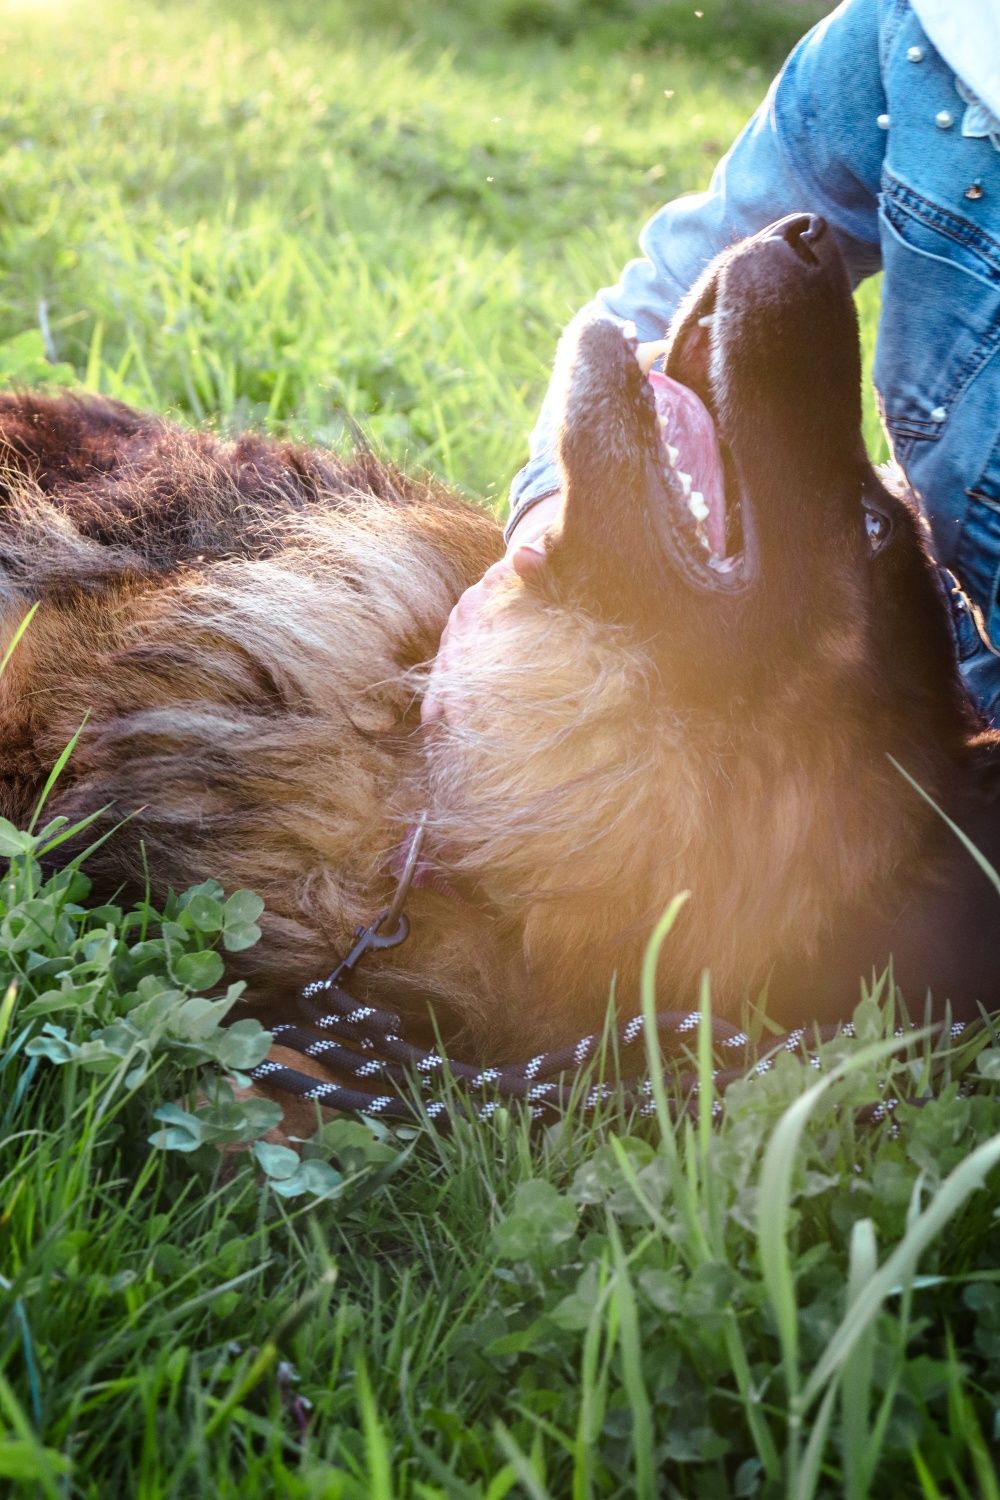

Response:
(1, 0), (998, 1495)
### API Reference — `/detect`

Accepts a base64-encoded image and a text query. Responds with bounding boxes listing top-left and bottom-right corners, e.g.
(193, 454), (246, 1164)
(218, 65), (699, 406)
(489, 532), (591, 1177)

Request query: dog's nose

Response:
(775, 212), (828, 265)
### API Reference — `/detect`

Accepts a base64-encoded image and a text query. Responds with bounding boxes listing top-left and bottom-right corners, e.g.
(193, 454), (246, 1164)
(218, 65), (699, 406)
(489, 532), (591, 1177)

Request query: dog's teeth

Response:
(697, 314), (716, 329)
(676, 470), (692, 496)
(688, 491), (709, 522)
(657, 419), (678, 468)
(635, 338), (671, 375)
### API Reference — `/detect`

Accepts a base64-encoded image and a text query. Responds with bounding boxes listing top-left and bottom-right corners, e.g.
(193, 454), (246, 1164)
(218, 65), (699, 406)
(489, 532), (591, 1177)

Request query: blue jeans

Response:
(944, 571), (1000, 723)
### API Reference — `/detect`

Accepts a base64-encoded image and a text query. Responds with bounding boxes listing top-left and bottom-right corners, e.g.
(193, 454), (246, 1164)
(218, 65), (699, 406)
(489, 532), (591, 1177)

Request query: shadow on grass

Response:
(176, 0), (829, 72)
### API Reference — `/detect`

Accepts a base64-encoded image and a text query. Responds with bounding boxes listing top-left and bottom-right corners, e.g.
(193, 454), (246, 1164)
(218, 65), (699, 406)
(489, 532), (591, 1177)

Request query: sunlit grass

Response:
(0, 1), (993, 1496)
(0, 0), (886, 504)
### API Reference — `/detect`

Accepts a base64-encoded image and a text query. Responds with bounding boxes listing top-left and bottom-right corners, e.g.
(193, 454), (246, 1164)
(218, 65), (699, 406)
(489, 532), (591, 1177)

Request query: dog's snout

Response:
(784, 212), (826, 255)
(770, 212), (828, 266)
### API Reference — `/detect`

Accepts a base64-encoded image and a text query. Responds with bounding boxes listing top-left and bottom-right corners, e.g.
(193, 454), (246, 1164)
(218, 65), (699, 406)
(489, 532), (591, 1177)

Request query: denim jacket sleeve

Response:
(506, 0), (887, 539)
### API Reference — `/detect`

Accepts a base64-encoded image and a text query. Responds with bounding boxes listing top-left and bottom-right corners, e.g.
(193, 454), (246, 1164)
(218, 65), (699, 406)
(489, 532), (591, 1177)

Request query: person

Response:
(423, 0), (1000, 727)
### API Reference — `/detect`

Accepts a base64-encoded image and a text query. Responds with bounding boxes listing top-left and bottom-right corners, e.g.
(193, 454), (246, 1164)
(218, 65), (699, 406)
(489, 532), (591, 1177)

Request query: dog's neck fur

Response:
(401, 576), (957, 1041)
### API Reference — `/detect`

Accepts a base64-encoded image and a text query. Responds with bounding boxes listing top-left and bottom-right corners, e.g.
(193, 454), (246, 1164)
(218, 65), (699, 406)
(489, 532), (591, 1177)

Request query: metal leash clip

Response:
(323, 815), (427, 987)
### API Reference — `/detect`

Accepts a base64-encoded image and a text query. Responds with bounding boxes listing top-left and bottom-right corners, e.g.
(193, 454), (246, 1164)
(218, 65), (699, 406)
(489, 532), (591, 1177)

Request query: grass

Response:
(0, 0), (995, 1495)
(0, 0), (881, 500)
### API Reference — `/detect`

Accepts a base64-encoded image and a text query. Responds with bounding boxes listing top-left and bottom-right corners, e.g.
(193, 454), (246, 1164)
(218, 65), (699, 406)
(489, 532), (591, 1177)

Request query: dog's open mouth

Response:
(634, 287), (749, 590)
(563, 215), (846, 596)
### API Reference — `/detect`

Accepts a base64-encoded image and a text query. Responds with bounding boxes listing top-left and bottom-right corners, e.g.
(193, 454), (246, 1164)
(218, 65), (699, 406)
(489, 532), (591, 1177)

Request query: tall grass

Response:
(0, 0), (888, 500)
(0, 0), (994, 1494)
(2, 814), (998, 1494)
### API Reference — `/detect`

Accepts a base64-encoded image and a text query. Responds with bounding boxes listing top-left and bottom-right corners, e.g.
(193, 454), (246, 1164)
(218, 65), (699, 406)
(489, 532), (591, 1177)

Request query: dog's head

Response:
(535, 213), (967, 728)
(418, 216), (979, 1034)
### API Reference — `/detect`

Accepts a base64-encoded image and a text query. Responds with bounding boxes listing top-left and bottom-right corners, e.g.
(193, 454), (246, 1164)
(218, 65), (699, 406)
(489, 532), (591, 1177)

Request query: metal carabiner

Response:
(322, 816), (427, 986)
(381, 813), (427, 936)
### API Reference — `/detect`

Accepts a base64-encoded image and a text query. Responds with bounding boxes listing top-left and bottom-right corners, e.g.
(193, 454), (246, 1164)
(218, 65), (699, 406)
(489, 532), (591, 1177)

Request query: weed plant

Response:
(2, 819), (999, 1497)
(0, 0), (997, 1495)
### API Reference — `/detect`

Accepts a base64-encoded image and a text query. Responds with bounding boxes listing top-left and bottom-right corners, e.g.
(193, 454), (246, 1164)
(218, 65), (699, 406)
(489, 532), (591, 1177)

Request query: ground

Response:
(0, 1), (998, 1496)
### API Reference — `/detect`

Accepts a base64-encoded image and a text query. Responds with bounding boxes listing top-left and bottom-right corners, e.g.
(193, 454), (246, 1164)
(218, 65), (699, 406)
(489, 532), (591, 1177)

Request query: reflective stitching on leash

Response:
(248, 828), (975, 1129)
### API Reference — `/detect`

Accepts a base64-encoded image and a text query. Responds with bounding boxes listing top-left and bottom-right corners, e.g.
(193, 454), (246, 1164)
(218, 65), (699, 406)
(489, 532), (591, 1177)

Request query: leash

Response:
(247, 823), (974, 1128)
(251, 984), (972, 1128)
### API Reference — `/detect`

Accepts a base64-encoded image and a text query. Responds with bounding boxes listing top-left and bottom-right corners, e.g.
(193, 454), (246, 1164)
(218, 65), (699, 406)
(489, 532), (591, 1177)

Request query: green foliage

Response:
(7, 856), (237, 1084)
(7, 843), (997, 1498)
(0, 812), (334, 1181)
(498, 0), (829, 65)
(2, 841), (270, 1087)
(0, 329), (76, 389)
(0, 0), (992, 1494)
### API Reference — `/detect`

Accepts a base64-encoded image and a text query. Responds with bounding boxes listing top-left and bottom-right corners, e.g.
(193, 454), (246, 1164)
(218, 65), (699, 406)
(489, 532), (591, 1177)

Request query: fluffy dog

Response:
(0, 214), (996, 1062)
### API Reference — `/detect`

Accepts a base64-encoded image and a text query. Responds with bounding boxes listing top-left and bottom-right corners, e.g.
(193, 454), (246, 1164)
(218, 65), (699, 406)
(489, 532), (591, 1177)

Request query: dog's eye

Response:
(864, 508), (892, 552)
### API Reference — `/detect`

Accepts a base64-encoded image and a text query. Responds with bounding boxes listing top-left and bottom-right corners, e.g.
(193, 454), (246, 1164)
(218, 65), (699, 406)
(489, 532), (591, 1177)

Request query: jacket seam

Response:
(878, 0), (912, 77)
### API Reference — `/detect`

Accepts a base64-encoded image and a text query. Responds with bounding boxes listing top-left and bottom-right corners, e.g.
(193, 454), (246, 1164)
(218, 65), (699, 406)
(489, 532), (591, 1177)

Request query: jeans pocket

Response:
(875, 188), (1000, 441)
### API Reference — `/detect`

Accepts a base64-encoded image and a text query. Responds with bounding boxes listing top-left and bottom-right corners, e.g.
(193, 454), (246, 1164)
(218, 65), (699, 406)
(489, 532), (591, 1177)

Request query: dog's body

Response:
(0, 216), (996, 1062)
(0, 398), (535, 1048)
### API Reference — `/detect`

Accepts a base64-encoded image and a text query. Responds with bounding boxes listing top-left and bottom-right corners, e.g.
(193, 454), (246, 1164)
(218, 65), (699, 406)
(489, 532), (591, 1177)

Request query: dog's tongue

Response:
(648, 369), (727, 557)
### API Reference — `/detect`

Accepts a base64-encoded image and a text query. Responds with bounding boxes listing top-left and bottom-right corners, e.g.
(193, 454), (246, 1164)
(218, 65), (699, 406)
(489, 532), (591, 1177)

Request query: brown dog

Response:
(0, 216), (996, 1071)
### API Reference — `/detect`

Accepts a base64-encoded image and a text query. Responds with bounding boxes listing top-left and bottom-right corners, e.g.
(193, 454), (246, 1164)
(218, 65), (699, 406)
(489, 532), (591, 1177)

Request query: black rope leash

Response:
(247, 820), (976, 1128)
(249, 977), (972, 1127)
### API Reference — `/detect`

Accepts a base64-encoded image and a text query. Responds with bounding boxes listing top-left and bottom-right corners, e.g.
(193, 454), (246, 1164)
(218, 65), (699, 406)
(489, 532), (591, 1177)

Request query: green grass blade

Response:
(841, 1217), (879, 1499)
(889, 756), (1000, 897)
(639, 890), (691, 1143)
(356, 1359), (394, 1500)
(0, 605), (38, 679)
(609, 1221), (654, 1500)
(756, 1032), (931, 1483)
(802, 1129), (1000, 1406)
(28, 719), (87, 833)
(794, 1378), (839, 1500)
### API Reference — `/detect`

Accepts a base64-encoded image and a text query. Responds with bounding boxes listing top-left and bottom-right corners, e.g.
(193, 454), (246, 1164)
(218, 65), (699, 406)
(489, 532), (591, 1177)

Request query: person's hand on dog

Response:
(421, 493), (562, 728)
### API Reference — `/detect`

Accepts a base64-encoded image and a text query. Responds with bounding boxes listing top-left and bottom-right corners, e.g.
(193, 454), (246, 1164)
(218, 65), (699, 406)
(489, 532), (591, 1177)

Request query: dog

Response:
(0, 212), (996, 1073)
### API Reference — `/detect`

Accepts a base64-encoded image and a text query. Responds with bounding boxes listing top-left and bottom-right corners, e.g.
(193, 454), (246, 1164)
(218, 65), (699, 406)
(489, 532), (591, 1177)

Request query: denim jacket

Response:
(508, 0), (1000, 718)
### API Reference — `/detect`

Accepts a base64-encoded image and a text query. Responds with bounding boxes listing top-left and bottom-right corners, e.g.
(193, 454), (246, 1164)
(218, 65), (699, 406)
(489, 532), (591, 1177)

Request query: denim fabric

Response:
(941, 568), (1000, 720)
(508, 0), (1000, 722)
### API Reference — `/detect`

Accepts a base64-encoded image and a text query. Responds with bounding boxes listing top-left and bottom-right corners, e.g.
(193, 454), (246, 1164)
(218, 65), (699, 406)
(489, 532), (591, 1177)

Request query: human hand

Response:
(421, 494), (562, 728)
